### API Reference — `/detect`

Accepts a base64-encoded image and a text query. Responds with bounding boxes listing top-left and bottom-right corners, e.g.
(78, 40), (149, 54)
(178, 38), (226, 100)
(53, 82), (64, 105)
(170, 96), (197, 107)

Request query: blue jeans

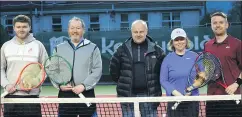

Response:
(121, 93), (157, 117)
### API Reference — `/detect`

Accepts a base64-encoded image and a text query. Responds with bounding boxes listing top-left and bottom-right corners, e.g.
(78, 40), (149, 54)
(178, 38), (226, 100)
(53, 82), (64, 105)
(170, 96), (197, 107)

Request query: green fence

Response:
(34, 26), (241, 84)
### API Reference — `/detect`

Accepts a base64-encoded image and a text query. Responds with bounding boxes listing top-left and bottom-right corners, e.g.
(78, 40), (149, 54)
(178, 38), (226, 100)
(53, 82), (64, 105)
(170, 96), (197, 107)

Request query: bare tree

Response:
(228, 1), (241, 22)
(0, 24), (10, 47)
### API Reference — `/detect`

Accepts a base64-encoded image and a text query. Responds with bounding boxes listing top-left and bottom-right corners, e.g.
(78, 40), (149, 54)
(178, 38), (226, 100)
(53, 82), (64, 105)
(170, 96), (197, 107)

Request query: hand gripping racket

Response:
(44, 55), (91, 107)
(1, 62), (46, 98)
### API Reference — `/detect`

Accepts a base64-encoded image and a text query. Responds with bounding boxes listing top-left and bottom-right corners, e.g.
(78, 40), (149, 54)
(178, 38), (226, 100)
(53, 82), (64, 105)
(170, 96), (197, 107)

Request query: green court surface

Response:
(1, 85), (207, 96)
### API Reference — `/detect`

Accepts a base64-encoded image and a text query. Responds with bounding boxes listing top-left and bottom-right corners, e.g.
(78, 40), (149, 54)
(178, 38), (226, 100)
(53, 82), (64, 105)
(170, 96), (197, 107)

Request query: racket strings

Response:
(204, 53), (224, 82)
(45, 57), (72, 84)
(45, 57), (62, 73)
(189, 54), (217, 88)
(20, 64), (44, 89)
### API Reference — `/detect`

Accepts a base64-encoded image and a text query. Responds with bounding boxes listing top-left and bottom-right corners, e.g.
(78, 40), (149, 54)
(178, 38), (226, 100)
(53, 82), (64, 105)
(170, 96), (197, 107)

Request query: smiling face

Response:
(131, 21), (148, 44)
(211, 15), (228, 36)
(68, 20), (84, 43)
(14, 22), (31, 40)
(172, 37), (187, 52)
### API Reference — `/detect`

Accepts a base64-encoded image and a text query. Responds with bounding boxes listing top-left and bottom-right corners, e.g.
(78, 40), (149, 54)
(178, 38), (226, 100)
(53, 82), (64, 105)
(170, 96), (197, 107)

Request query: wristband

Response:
(235, 78), (242, 86)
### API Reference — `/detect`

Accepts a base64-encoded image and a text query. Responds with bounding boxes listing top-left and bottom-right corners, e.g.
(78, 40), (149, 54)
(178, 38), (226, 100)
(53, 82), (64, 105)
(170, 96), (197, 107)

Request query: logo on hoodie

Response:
(28, 48), (33, 53)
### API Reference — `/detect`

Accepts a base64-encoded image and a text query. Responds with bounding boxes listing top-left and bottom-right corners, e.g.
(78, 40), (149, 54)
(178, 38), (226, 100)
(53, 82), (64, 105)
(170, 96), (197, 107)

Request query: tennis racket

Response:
(172, 52), (216, 110)
(1, 62), (46, 98)
(44, 55), (91, 107)
(172, 52), (240, 110)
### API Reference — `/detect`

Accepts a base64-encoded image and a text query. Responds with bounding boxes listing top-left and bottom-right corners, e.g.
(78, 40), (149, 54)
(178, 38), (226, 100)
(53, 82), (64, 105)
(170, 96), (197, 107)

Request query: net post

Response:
(134, 101), (140, 117)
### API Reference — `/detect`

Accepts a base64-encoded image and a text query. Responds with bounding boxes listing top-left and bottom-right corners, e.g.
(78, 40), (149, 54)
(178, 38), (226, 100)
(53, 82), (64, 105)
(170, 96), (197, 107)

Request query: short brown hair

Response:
(13, 15), (31, 26)
(210, 12), (227, 19)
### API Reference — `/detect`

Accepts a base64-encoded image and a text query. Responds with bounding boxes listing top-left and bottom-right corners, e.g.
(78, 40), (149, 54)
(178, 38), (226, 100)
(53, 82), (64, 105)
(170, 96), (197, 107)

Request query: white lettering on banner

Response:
(101, 37), (122, 55)
(49, 36), (69, 55)
(101, 37), (114, 55)
(101, 35), (211, 55)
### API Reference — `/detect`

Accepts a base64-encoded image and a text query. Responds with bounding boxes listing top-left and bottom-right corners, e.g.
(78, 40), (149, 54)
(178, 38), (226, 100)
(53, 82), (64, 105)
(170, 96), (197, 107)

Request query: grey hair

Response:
(131, 20), (148, 30)
(68, 16), (85, 29)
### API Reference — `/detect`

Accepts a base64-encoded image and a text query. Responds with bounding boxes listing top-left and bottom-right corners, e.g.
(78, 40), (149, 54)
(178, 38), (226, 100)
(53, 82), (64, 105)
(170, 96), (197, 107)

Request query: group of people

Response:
(1, 12), (241, 117)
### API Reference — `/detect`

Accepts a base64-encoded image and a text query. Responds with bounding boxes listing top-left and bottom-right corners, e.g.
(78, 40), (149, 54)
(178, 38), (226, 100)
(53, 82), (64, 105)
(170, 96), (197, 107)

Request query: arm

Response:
(160, 57), (183, 96)
(226, 42), (242, 94)
(38, 42), (49, 65)
(82, 47), (102, 90)
(38, 42), (49, 87)
(156, 46), (166, 72)
(109, 46), (121, 83)
(1, 44), (10, 88)
(235, 41), (242, 85)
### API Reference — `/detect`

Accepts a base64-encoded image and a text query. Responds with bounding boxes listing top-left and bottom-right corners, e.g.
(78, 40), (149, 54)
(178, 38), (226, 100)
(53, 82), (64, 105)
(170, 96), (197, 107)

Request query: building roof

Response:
(1, 1), (205, 15)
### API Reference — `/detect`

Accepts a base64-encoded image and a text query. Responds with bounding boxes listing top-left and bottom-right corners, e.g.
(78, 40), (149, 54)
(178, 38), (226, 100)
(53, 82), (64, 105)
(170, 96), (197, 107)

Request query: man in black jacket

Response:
(109, 20), (166, 117)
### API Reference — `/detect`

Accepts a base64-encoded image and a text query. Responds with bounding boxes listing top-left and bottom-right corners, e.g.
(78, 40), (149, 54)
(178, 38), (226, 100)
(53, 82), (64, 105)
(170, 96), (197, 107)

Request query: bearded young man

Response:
(1, 15), (48, 117)
(204, 12), (242, 117)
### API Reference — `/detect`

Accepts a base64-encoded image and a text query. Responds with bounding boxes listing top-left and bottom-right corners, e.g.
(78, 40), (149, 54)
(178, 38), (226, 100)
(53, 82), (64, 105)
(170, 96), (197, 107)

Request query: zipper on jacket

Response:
(138, 45), (140, 61)
(144, 53), (149, 96)
(71, 50), (76, 86)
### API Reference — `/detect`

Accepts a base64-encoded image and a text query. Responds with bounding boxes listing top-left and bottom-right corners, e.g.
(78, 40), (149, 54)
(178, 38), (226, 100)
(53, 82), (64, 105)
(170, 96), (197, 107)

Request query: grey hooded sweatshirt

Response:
(1, 34), (48, 95)
(52, 38), (102, 90)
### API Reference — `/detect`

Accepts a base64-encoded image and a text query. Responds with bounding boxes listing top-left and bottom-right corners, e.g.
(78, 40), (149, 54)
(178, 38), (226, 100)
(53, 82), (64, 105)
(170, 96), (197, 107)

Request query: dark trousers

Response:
(167, 102), (199, 117)
(121, 92), (158, 117)
(206, 100), (242, 117)
(3, 95), (41, 117)
(58, 90), (96, 117)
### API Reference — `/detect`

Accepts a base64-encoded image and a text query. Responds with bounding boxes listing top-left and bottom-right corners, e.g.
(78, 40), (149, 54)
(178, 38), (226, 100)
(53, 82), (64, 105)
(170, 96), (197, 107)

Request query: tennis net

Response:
(1, 95), (241, 117)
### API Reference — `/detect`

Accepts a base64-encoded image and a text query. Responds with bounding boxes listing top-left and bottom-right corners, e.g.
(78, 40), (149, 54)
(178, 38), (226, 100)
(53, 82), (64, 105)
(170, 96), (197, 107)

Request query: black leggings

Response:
(3, 95), (41, 117)
(167, 101), (199, 117)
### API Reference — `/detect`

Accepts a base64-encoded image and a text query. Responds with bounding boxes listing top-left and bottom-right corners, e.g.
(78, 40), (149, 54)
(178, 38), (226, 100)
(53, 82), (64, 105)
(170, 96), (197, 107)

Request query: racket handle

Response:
(1, 91), (9, 98)
(78, 93), (92, 107)
(235, 100), (240, 104)
(171, 101), (181, 110)
(230, 94), (240, 104)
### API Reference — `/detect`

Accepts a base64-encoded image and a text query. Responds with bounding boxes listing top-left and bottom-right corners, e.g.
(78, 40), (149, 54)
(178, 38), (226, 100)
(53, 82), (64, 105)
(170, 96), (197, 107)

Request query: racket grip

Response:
(78, 93), (92, 107)
(231, 94), (240, 104)
(1, 91), (9, 98)
(171, 101), (181, 110)
(235, 100), (240, 104)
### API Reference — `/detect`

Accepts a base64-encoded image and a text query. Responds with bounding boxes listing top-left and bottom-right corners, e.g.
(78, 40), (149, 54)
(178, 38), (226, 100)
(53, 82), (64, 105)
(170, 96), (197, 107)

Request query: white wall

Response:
(61, 14), (89, 31)
(99, 13), (110, 31)
(38, 16), (52, 32)
(129, 12), (140, 26)
(180, 11), (200, 27)
(7, 10), (201, 34)
(149, 12), (161, 29)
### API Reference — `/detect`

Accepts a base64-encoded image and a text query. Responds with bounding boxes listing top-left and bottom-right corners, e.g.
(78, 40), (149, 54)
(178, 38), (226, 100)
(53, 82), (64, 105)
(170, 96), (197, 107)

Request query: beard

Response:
(213, 28), (226, 36)
(16, 32), (29, 40)
(71, 36), (81, 43)
(214, 31), (226, 36)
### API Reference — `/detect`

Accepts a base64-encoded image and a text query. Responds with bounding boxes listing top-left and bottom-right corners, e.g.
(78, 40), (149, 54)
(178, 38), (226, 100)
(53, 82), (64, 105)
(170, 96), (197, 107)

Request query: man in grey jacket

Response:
(1, 15), (48, 117)
(51, 17), (102, 117)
